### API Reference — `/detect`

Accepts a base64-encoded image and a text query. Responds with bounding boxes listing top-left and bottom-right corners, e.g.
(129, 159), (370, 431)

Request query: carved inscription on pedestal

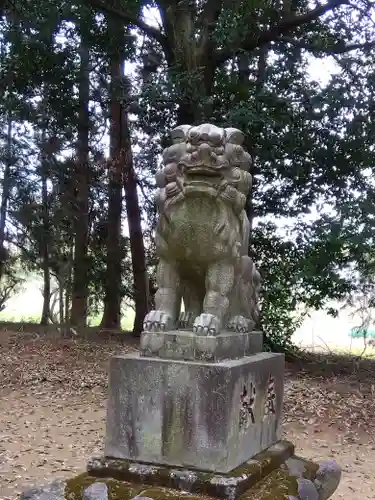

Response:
(239, 382), (256, 430)
(239, 374), (277, 430)
(264, 374), (276, 418)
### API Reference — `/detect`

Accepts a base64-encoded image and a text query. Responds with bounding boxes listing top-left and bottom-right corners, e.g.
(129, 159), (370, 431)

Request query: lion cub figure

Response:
(143, 123), (261, 336)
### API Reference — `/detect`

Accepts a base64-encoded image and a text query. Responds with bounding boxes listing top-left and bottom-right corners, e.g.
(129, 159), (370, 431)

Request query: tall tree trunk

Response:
(65, 248), (73, 325)
(122, 110), (149, 336)
(70, 21), (90, 326)
(101, 19), (124, 329)
(40, 131), (51, 325)
(158, 0), (218, 126)
(59, 281), (64, 324)
(0, 115), (12, 282)
(246, 45), (269, 244)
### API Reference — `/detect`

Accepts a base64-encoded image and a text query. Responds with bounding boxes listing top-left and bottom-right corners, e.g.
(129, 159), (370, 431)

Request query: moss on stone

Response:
(230, 458), (262, 479)
(147, 465), (174, 486)
(64, 473), (143, 500)
(62, 463), (318, 500)
(195, 471), (215, 482)
(140, 486), (209, 499)
(84, 441), (319, 499)
(64, 473), (215, 500)
(239, 468), (299, 499)
(231, 442), (294, 483)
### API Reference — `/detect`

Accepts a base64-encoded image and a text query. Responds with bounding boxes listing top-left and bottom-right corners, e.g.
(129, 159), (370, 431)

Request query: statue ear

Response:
(170, 125), (191, 143)
(225, 128), (245, 145)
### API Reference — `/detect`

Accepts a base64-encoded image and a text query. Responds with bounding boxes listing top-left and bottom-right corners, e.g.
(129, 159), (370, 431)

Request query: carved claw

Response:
(143, 310), (175, 333)
(193, 313), (221, 336)
(227, 315), (251, 333)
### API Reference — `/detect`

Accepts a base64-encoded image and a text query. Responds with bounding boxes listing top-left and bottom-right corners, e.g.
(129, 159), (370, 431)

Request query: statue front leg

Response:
(143, 258), (180, 332)
(179, 284), (202, 329)
(193, 260), (235, 336)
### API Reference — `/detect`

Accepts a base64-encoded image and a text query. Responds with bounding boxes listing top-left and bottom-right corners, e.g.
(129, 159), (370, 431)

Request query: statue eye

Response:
(209, 132), (222, 145)
(189, 128), (199, 139)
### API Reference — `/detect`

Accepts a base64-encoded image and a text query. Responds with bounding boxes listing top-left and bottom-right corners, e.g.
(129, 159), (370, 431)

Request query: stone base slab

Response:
(140, 330), (263, 362)
(89, 440), (294, 499)
(104, 352), (284, 473)
(20, 451), (342, 500)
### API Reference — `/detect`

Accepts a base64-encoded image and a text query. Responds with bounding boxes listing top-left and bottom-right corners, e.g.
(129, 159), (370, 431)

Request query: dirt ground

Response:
(1, 330), (375, 499)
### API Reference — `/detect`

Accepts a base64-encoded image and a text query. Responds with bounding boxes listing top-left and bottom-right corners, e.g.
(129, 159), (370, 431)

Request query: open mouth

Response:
(186, 173), (223, 182)
(184, 166), (222, 177)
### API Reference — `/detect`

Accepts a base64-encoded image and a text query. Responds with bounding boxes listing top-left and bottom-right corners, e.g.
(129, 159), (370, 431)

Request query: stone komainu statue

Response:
(143, 123), (261, 336)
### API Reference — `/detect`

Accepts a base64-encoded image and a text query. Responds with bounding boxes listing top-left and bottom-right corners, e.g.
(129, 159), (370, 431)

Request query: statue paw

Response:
(143, 310), (174, 332)
(227, 315), (252, 333)
(193, 313), (221, 336)
(178, 311), (195, 329)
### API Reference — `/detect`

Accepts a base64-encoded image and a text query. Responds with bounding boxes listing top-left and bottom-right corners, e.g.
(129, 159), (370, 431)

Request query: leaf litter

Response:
(1, 330), (375, 499)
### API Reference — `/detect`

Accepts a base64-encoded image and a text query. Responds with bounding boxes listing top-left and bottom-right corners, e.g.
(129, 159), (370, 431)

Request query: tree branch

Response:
(215, 0), (350, 64)
(276, 36), (375, 54)
(86, 0), (173, 60)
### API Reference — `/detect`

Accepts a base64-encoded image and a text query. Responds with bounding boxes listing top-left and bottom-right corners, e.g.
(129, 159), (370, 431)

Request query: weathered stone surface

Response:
(135, 488), (203, 499)
(65, 472), (143, 500)
(284, 455), (319, 480)
(143, 123), (261, 336)
(239, 468), (298, 499)
(19, 481), (65, 500)
(83, 482), (109, 500)
(88, 440), (294, 499)
(297, 478), (318, 500)
(140, 330), (263, 362)
(314, 460), (341, 500)
(21, 444), (339, 500)
(104, 351), (284, 473)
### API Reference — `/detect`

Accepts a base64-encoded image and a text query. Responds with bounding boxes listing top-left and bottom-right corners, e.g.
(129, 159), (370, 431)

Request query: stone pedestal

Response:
(89, 440), (295, 499)
(80, 327), (343, 499)
(104, 350), (284, 474)
(140, 329), (263, 362)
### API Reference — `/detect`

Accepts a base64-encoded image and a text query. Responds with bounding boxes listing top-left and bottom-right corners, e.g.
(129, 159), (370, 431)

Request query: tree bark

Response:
(122, 110), (149, 336)
(70, 19), (90, 327)
(158, 1), (218, 125)
(59, 282), (64, 324)
(100, 18), (124, 329)
(65, 248), (73, 325)
(40, 131), (51, 325)
(246, 44), (269, 246)
(100, 16), (149, 334)
(0, 115), (12, 282)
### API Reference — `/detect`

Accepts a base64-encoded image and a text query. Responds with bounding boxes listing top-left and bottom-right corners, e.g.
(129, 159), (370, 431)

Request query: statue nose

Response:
(197, 143), (212, 161)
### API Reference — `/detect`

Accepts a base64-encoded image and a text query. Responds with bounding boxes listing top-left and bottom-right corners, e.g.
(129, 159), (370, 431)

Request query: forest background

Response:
(1, 0), (375, 355)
